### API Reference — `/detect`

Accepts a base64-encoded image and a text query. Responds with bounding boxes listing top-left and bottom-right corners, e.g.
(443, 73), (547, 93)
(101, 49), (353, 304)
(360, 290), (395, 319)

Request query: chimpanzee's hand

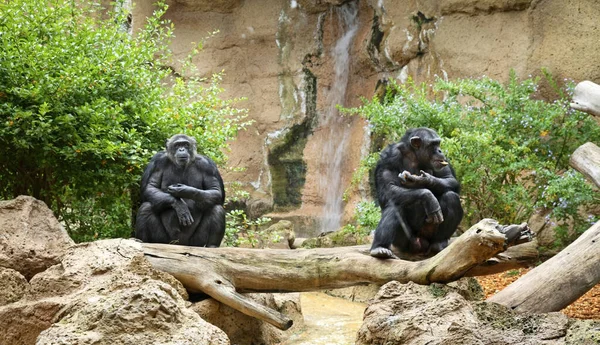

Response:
(168, 184), (191, 198)
(399, 171), (421, 187)
(400, 170), (433, 188)
(423, 191), (444, 224)
(419, 170), (435, 184)
(172, 198), (193, 226)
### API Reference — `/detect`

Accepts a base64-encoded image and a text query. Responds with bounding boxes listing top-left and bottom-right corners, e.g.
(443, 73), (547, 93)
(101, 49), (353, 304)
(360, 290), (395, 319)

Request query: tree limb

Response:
(141, 219), (530, 329)
(488, 221), (600, 313)
(570, 80), (600, 117)
(570, 142), (600, 188)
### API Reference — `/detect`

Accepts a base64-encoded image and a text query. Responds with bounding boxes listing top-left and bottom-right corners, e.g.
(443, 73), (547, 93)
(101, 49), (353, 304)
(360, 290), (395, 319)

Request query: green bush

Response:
(347, 71), (600, 246)
(0, 0), (248, 241)
(224, 209), (272, 247)
(340, 200), (381, 237)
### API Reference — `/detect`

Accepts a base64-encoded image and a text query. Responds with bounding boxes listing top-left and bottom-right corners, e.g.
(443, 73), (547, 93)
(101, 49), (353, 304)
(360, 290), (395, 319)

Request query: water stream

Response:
(283, 292), (366, 345)
(318, 1), (359, 233)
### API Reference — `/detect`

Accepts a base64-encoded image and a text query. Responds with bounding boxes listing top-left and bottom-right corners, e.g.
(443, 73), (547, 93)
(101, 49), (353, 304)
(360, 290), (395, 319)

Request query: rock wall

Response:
(132, 0), (600, 236)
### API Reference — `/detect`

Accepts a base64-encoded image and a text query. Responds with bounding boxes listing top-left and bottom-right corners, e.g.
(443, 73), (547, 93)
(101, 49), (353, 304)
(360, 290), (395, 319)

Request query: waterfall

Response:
(319, 1), (359, 233)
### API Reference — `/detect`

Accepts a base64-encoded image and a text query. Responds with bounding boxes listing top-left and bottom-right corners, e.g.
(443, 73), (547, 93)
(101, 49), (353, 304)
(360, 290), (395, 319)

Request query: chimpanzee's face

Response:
(410, 131), (448, 171)
(173, 141), (191, 166)
(166, 134), (197, 168)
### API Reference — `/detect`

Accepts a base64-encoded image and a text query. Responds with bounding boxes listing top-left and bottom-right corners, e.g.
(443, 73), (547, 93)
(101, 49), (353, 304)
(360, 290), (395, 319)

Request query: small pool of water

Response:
(283, 292), (366, 345)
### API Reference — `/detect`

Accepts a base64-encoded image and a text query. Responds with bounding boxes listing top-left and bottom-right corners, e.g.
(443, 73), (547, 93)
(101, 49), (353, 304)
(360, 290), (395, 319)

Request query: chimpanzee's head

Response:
(166, 134), (197, 167)
(407, 127), (448, 171)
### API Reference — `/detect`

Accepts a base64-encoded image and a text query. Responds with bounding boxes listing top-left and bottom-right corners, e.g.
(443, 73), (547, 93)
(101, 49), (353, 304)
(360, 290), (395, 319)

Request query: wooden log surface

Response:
(570, 142), (600, 188)
(465, 241), (538, 277)
(488, 221), (600, 313)
(141, 219), (530, 330)
(570, 80), (600, 117)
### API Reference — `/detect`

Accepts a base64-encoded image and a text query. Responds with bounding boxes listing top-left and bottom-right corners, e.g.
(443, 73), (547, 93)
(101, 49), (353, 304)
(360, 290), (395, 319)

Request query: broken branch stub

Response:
(570, 80), (600, 117)
(570, 142), (600, 189)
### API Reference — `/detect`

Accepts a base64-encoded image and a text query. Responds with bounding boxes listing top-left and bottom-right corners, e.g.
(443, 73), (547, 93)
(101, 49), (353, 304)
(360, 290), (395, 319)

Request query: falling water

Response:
(319, 1), (359, 233)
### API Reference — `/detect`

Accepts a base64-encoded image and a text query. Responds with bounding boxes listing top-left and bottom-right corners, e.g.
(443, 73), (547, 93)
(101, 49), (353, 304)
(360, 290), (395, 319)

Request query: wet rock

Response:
(262, 220), (295, 249)
(192, 293), (303, 345)
(0, 196), (74, 279)
(357, 281), (571, 345)
(247, 198), (274, 219)
(326, 284), (380, 303)
(173, 0), (244, 13)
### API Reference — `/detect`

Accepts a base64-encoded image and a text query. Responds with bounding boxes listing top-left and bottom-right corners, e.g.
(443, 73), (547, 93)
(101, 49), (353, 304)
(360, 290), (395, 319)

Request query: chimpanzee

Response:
(134, 134), (226, 247)
(370, 127), (463, 259)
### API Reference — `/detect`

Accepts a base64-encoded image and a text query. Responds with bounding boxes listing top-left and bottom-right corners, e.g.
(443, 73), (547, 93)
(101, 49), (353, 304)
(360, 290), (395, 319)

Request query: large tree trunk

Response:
(570, 142), (600, 188)
(141, 219), (530, 330)
(488, 221), (600, 313)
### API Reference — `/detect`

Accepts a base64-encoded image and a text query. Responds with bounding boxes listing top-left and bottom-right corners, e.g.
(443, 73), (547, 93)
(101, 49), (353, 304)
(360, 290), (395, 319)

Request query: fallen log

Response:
(488, 220), (600, 313)
(141, 219), (530, 330)
(570, 80), (600, 117)
(570, 142), (600, 188)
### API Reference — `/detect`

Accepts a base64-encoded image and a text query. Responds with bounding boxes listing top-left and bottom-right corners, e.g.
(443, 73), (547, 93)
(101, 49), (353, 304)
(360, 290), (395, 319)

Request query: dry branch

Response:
(141, 219), (530, 330)
(570, 80), (600, 117)
(465, 241), (538, 277)
(570, 142), (600, 188)
(488, 221), (600, 313)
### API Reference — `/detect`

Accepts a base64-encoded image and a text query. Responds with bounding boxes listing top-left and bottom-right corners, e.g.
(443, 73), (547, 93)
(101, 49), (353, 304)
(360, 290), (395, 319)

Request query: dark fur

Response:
(134, 134), (226, 247)
(370, 128), (463, 258)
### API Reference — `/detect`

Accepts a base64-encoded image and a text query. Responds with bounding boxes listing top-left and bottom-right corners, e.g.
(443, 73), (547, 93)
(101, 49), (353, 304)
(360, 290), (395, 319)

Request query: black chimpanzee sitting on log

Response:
(370, 127), (463, 259)
(135, 134), (226, 247)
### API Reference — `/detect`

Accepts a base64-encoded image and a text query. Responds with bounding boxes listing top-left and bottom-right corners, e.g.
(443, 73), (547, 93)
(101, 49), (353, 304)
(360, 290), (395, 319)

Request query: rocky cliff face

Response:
(132, 0), (600, 236)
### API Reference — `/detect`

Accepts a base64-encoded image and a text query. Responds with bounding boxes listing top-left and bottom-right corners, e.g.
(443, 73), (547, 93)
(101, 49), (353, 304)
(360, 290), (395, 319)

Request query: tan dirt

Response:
(476, 268), (600, 319)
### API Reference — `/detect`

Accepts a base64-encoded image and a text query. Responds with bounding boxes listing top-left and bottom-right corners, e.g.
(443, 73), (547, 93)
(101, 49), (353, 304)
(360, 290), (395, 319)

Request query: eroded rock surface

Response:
(192, 293), (304, 345)
(0, 195), (74, 279)
(0, 267), (28, 306)
(0, 239), (229, 345)
(356, 281), (588, 345)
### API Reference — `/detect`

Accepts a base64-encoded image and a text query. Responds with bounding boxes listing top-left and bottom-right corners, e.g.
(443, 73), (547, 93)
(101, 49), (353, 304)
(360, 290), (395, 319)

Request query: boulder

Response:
(0, 239), (229, 345)
(191, 293), (303, 345)
(356, 281), (573, 345)
(260, 220), (295, 249)
(0, 267), (28, 306)
(0, 196), (74, 279)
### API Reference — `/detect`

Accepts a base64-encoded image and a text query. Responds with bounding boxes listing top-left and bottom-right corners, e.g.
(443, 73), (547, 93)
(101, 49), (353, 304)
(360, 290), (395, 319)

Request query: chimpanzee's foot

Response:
(370, 247), (398, 259)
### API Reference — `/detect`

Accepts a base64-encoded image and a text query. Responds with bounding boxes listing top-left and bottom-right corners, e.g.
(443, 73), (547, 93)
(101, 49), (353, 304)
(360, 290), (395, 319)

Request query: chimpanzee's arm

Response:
(142, 163), (179, 213)
(167, 157), (224, 209)
(401, 168), (460, 195)
(380, 170), (441, 217)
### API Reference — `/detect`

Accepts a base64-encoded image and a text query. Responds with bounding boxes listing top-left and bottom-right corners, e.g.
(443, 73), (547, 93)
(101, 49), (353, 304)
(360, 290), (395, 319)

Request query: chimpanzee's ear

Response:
(410, 136), (422, 149)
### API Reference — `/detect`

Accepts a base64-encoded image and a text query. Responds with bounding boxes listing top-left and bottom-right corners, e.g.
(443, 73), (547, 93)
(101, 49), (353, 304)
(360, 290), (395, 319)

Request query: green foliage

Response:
(341, 200), (381, 237)
(342, 152), (379, 201)
(504, 269), (521, 277)
(224, 209), (272, 247)
(347, 71), (600, 245)
(0, 0), (248, 241)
